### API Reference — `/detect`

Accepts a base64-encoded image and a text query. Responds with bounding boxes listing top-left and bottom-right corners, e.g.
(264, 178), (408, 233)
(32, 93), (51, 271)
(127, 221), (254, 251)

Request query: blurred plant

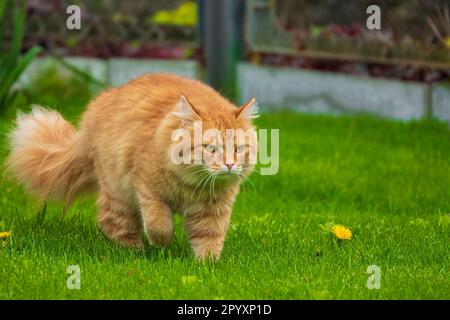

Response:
(27, 67), (91, 101)
(272, 0), (450, 65)
(149, 1), (197, 27)
(0, 0), (41, 114)
(17, 66), (93, 119)
(427, 3), (450, 49)
(52, 54), (107, 89)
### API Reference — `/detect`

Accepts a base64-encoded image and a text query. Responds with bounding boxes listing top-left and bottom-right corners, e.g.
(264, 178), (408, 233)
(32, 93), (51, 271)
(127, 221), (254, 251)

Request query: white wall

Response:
(237, 62), (433, 121)
(18, 58), (450, 122)
(18, 57), (201, 88)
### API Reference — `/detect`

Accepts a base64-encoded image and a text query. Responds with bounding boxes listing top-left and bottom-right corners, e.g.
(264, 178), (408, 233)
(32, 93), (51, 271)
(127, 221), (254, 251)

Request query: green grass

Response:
(0, 86), (449, 299)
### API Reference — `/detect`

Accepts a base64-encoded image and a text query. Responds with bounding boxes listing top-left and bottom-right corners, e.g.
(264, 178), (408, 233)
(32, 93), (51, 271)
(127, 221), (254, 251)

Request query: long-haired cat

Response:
(6, 73), (258, 260)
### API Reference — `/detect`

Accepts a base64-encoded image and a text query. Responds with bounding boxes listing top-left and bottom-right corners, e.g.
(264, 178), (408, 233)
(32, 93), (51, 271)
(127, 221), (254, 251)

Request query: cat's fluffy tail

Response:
(6, 106), (95, 204)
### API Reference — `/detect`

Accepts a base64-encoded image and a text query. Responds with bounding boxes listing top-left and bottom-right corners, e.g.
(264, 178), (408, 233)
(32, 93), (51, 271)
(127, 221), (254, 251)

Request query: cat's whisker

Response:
(192, 171), (210, 196)
(193, 169), (214, 200)
(210, 174), (218, 200)
(183, 167), (209, 184)
(178, 165), (210, 186)
(194, 174), (210, 201)
(209, 174), (214, 200)
(243, 167), (262, 175)
(191, 170), (205, 186)
(198, 173), (214, 201)
(211, 174), (221, 205)
(178, 165), (204, 175)
(236, 174), (247, 193)
(239, 172), (257, 192)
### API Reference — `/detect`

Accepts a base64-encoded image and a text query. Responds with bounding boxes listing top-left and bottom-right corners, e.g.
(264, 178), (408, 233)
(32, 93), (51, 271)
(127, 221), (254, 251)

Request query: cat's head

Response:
(168, 95), (258, 189)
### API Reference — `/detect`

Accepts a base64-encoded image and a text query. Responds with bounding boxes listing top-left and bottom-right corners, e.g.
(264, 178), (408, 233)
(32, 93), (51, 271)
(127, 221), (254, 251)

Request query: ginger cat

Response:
(6, 73), (258, 260)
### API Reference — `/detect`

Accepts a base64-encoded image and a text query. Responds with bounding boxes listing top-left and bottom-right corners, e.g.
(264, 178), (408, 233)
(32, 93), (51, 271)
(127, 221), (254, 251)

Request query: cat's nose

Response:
(225, 163), (234, 171)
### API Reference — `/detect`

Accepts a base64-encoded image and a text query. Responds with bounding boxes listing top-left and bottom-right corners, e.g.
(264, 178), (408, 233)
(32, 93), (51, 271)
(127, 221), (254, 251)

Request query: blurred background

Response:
(1, 0), (449, 121)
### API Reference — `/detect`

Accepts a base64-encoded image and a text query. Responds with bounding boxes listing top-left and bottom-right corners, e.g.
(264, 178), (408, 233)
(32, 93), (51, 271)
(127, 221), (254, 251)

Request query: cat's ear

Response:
(236, 97), (259, 120)
(172, 95), (201, 121)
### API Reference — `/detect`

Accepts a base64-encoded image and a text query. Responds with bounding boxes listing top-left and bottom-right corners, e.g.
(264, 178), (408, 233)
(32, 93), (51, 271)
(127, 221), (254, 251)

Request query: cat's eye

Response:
(204, 144), (216, 153)
(235, 145), (245, 153)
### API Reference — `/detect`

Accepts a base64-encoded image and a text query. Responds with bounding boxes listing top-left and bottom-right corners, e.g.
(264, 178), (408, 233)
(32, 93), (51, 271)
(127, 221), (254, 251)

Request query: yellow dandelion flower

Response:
(331, 225), (352, 240)
(444, 37), (450, 49)
(0, 231), (12, 239)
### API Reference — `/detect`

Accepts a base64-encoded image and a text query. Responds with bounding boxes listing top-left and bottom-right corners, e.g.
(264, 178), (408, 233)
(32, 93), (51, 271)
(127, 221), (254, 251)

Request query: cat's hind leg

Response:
(97, 191), (143, 248)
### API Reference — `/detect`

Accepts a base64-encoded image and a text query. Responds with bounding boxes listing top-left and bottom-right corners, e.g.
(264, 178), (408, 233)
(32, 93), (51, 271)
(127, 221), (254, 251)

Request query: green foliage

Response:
(149, 1), (197, 26)
(0, 0), (41, 114)
(12, 67), (93, 120)
(29, 68), (92, 102)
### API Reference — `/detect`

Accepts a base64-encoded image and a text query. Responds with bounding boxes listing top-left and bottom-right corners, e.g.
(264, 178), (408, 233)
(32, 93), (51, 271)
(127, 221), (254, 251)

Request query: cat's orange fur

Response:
(6, 73), (258, 260)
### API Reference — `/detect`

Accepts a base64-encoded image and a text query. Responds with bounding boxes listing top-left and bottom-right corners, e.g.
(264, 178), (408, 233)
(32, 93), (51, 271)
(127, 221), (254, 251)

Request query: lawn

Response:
(0, 82), (449, 299)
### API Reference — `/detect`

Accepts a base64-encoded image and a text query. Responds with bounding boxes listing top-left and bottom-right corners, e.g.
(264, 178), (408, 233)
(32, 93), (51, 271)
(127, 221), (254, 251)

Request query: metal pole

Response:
(202, 0), (244, 100)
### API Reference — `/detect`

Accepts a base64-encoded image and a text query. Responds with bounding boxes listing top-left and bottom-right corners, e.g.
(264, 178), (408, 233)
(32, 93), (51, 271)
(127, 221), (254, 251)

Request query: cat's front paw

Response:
(147, 229), (173, 246)
(191, 237), (223, 261)
(145, 219), (173, 246)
